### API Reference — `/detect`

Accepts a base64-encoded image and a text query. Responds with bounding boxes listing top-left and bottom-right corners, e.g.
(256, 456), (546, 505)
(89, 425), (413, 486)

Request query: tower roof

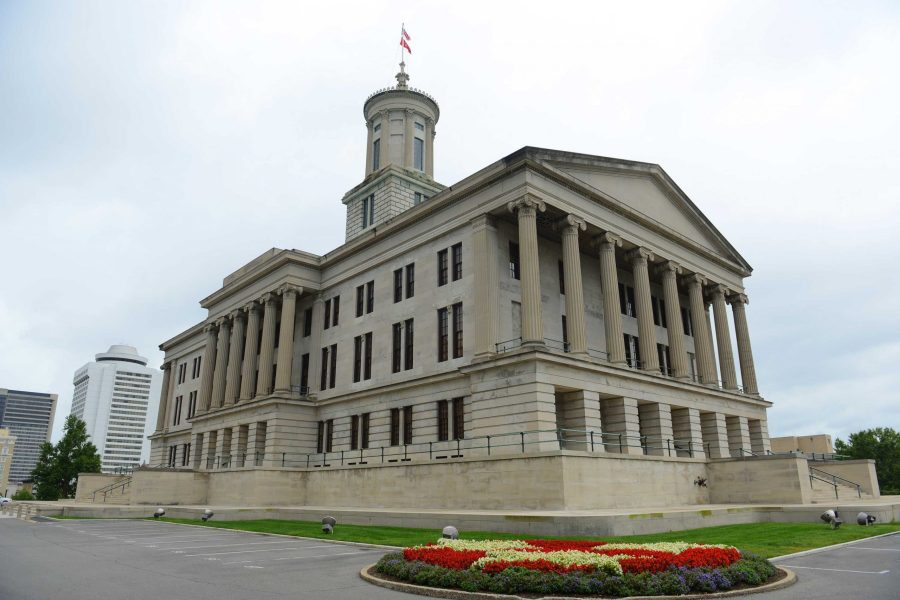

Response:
(95, 345), (149, 366)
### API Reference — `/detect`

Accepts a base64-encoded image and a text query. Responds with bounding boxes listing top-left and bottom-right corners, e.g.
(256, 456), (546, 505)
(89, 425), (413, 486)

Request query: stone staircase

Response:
(87, 475), (133, 504)
(809, 468), (872, 504)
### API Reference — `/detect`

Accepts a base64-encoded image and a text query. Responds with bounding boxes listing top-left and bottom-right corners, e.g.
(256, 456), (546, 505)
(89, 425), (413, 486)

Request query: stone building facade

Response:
(147, 65), (775, 507)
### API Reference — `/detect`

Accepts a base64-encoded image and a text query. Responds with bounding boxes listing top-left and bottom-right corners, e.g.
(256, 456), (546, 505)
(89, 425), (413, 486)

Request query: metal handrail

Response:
(809, 466), (863, 498)
(809, 472), (841, 499)
(90, 475), (132, 502)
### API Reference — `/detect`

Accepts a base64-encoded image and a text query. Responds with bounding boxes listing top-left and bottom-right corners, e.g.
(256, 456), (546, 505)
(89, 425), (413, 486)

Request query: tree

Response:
(11, 489), (34, 501)
(30, 415), (101, 500)
(835, 427), (900, 493)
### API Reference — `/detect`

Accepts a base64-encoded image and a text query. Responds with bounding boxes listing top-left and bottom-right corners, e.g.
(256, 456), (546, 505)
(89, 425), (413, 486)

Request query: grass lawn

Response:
(154, 518), (900, 558)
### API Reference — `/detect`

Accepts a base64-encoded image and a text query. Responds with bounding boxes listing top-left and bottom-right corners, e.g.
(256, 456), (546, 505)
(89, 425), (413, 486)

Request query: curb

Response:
(771, 530), (900, 561)
(359, 564), (797, 600)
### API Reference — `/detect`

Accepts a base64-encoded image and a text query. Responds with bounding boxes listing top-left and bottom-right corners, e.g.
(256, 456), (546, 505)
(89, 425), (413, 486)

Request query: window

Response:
(191, 356), (201, 379)
(353, 336), (362, 383)
(681, 307), (693, 336)
(393, 268), (403, 303)
(624, 334), (641, 368)
(558, 260), (566, 294)
(451, 243), (462, 281)
(361, 413), (370, 449)
(390, 408), (400, 446)
(300, 353), (309, 392)
(404, 318), (414, 370)
(414, 192), (423, 205)
(415, 121), (424, 131)
(366, 281), (374, 314)
(356, 285), (365, 317)
(181, 443), (191, 467)
(652, 296), (667, 327)
(364, 332), (373, 380)
(509, 242), (520, 280)
(452, 397), (465, 440)
(324, 299), (331, 330)
(320, 347), (329, 391)
(177, 363), (186, 384)
(303, 308), (312, 337)
(437, 307), (449, 362)
(403, 405), (413, 444)
(362, 194), (375, 229)
(657, 343), (672, 376)
(405, 264), (415, 298)
(168, 445), (177, 468)
(392, 322), (402, 373)
(437, 249), (448, 286)
(352, 334), (373, 383)
(317, 420), (334, 453)
(562, 315), (568, 349)
(437, 400), (449, 441)
(414, 137), (424, 170)
(172, 395), (183, 426)
(351, 415), (359, 450)
(452, 302), (463, 358)
(332, 295), (340, 326)
(187, 390), (197, 419)
(618, 283), (636, 317)
(329, 343), (337, 389)
(372, 138), (380, 170)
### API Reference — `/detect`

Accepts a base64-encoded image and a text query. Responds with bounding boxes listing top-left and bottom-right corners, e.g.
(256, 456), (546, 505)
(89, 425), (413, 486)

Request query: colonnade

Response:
(501, 196), (759, 394)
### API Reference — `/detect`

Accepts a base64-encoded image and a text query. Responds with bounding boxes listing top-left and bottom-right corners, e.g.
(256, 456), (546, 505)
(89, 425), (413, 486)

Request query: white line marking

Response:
(183, 546), (308, 557)
(243, 566), (264, 569)
(848, 547), (900, 552)
(221, 549), (376, 565)
(168, 540), (312, 551)
(779, 565), (890, 575)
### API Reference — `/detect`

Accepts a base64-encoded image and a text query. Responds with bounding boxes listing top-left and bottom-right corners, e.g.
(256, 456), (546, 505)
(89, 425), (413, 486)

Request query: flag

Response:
(400, 37), (412, 54)
(401, 27), (410, 41)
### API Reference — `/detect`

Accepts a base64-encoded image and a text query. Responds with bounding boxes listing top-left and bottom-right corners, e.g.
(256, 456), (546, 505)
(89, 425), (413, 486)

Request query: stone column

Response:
(726, 415), (752, 457)
(597, 232), (626, 363)
(364, 119), (374, 177)
(425, 117), (435, 177)
(162, 359), (178, 430)
(728, 294), (759, 394)
(255, 292), (278, 397)
(657, 261), (689, 379)
(748, 418), (771, 454)
(556, 390), (603, 450)
(214, 428), (227, 468)
(508, 195), (546, 346)
(685, 274), (717, 385)
(710, 285), (738, 390)
(599, 397), (643, 455)
(403, 109), (414, 168)
(628, 247), (660, 372)
(472, 215), (500, 358)
(307, 295), (325, 397)
(700, 412), (730, 458)
(275, 286), (299, 393)
(671, 407), (705, 458)
(223, 310), (245, 406)
(559, 215), (588, 355)
(379, 110), (390, 165)
(154, 362), (172, 432)
(239, 301), (260, 401)
(638, 402), (674, 456)
(196, 323), (218, 415)
(210, 318), (231, 410)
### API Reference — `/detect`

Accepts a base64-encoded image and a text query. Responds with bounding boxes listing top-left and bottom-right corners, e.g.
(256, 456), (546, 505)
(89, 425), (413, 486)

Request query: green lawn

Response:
(153, 518), (900, 558)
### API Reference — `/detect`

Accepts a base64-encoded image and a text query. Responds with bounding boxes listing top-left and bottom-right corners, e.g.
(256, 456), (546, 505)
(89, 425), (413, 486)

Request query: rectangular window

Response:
(329, 343), (337, 389)
(405, 264), (415, 298)
(657, 343), (672, 376)
(437, 249), (448, 286)
(366, 281), (374, 314)
(172, 395), (183, 426)
(187, 390), (197, 419)
(317, 421), (325, 453)
(390, 408), (400, 446)
(437, 307), (449, 362)
(324, 298), (331, 330)
(362, 194), (375, 228)
(404, 318), (414, 370)
(326, 419), (334, 452)
(414, 137), (424, 170)
(619, 283), (636, 317)
(392, 322), (402, 373)
(364, 332), (373, 380)
(437, 400), (449, 442)
(558, 260), (566, 294)
(415, 121), (424, 131)
(393, 268), (403, 303)
(356, 285), (365, 317)
(168, 446), (177, 468)
(181, 443), (191, 467)
(372, 139), (380, 170)
(452, 397), (465, 440)
(623, 334), (641, 368)
(303, 308), (312, 337)
(320, 347), (329, 391)
(361, 413), (370, 449)
(414, 192), (422, 205)
(562, 315), (568, 350)
(452, 302), (463, 359)
(509, 242), (520, 280)
(451, 243), (462, 281)
(353, 336), (362, 383)
(403, 405), (413, 445)
(652, 296), (667, 328)
(681, 307), (693, 336)
(332, 295), (340, 326)
(351, 415), (359, 451)
(300, 353), (310, 392)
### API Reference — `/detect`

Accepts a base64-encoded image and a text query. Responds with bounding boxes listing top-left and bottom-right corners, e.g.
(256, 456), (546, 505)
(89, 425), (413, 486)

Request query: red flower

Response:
(481, 559), (596, 574)
(403, 546), (486, 570)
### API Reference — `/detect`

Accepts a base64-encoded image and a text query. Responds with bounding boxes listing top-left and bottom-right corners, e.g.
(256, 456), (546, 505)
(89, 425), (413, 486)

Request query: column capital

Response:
(228, 309), (244, 321)
(556, 214), (587, 233)
(214, 316), (228, 328)
(242, 300), (259, 314)
(425, 116), (435, 126)
(707, 283), (731, 299)
(378, 109), (389, 120)
(627, 246), (655, 265)
(682, 272), (707, 288)
(203, 322), (217, 334)
(404, 108), (415, 116)
(655, 260), (683, 278)
(592, 231), (622, 251)
(277, 284), (302, 298)
(727, 292), (749, 305)
(259, 291), (276, 305)
(507, 193), (546, 215)
(160, 360), (173, 372)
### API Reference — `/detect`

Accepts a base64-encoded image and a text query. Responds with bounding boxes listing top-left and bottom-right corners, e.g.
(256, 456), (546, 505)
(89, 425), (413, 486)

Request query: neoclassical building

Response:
(143, 64), (796, 510)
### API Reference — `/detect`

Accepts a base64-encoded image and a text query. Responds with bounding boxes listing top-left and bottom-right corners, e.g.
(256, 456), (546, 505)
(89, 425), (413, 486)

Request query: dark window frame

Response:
(404, 318), (414, 370)
(452, 397), (465, 440)
(452, 302), (463, 359)
(509, 242), (520, 280)
(451, 243), (462, 281)
(437, 400), (449, 442)
(437, 249), (448, 286)
(392, 322), (402, 373)
(437, 307), (449, 362)
(403, 405), (413, 445)
(393, 269), (403, 303)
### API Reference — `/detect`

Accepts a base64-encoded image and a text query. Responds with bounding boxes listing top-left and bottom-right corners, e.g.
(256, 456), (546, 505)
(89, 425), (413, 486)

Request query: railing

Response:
(809, 465), (862, 498)
(806, 452), (850, 462)
(90, 475), (133, 502)
(196, 427), (714, 471)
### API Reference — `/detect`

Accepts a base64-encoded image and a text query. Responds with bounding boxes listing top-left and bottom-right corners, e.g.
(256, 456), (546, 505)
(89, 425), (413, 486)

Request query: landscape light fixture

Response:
(322, 516), (337, 534)
(441, 526), (459, 540)
(153, 508), (166, 519)
(820, 509), (842, 529)
(857, 512), (877, 526)
(201, 509), (214, 522)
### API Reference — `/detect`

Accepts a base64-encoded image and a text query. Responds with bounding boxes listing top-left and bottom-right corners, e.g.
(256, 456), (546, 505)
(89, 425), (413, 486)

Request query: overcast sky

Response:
(1, 1), (898, 443)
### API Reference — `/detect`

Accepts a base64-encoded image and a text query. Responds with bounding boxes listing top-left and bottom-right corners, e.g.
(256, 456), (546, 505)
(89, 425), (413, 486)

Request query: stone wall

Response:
(707, 455), (812, 504)
(813, 460), (880, 496)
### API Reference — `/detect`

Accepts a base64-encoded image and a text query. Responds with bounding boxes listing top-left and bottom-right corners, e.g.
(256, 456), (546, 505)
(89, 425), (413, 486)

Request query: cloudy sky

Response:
(1, 1), (898, 443)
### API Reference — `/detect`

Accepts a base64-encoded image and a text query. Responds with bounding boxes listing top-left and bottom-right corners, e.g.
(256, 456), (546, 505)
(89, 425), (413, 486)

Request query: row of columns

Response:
(503, 196), (759, 394)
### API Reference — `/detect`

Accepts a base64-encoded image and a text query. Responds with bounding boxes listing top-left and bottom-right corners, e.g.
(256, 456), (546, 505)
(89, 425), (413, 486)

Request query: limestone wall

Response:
(130, 469), (208, 505)
(707, 455), (812, 504)
(812, 460), (880, 496)
(74, 473), (126, 501)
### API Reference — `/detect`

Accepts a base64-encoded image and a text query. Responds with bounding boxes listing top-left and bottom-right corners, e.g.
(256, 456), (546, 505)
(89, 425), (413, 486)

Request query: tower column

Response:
(307, 295), (325, 397)
(596, 232), (626, 363)
(425, 117), (435, 177)
(685, 274), (717, 385)
(404, 109), (414, 169)
(472, 215), (500, 357)
(364, 119), (374, 176)
(256, 293), (278, 397)
(275, 286), (300, 393)
(210, 317), (231, 409)
(239, 301), (260, 401)
(710, 284), (738, 390)
(629, 247), (659, 372)
(223, 310), (245, 406)
(154, 362), (172, 432)
(196, 323), (218, 415)
(559, 214), (588, 355)
(657, 261), (690, 379)
(728, 293), (759, 395)
(508, 194), (546, 346)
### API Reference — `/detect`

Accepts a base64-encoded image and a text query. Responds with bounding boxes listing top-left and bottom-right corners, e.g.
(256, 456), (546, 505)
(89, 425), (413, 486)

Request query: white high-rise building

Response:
(71, 345), (161, 472)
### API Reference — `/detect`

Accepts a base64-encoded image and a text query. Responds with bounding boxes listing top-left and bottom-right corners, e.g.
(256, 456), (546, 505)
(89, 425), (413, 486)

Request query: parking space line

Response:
(848, 547), (900, 552)
(183, 546), (310, 557)
(170, 540), (312, 551)
(779, 565), (890, 575)
(221, 548), (379, 565)
(144, 536), (246, 546)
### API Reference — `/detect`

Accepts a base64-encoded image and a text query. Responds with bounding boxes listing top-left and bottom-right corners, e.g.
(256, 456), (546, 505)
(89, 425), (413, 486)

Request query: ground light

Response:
(857, 512), (877, 526)
(153, 508), (165, 519)
(442, 526), (459, 539)
(201, 509), (214, 522)
(322, 516), (336, 534)
(820, 509), (842, 529)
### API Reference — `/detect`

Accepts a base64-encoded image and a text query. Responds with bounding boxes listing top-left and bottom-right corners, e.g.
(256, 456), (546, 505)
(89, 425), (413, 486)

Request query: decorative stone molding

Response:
(507, 193), (546, 215)
(556, 213), (587, 232)
(627, 246), (656, 265)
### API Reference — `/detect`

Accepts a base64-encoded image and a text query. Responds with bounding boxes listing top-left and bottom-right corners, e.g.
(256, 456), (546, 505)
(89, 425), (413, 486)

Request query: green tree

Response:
(835, 427), (900, 493)
(30, 415), (101, 500)
(11, 489), (34, 501)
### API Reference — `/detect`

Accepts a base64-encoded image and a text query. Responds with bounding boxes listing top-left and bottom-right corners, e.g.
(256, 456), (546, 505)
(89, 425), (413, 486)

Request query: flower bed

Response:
(375, 538), (778, 597)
